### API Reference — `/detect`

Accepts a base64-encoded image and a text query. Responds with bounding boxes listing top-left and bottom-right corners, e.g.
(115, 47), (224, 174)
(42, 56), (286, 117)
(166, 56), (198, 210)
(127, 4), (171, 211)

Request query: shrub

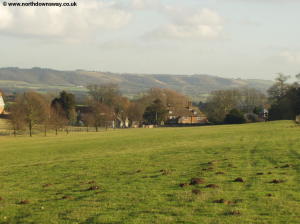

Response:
(224, 109), (246, 124)
(245, 113), (259, 123)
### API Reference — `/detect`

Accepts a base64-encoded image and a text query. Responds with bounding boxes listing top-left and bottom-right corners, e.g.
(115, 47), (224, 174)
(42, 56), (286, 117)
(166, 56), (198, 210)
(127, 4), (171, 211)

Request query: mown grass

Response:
(0, 121), (300, 223)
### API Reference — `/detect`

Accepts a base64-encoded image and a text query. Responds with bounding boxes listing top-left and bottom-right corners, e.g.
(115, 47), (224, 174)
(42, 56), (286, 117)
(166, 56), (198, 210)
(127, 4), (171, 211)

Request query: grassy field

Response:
(0, 121), (300, 223)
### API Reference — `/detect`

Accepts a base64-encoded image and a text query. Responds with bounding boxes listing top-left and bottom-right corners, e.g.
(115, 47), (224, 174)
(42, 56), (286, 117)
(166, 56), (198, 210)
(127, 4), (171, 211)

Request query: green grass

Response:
(0, 121), (300, 223)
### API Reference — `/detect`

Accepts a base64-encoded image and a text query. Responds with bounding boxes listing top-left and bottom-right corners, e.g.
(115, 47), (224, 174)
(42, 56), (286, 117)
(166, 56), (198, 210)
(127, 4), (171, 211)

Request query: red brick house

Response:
(166, 102), (208, 125)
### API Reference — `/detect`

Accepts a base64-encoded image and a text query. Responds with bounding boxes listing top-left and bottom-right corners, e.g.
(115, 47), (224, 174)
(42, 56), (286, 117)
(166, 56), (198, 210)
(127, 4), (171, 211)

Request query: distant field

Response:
(0, 121), (300, 223)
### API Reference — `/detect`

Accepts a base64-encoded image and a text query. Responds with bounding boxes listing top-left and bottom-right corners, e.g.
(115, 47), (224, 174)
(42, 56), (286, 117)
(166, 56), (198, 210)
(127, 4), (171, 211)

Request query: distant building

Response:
(0, 92), (5, 114)
(166, 101), (208, 125)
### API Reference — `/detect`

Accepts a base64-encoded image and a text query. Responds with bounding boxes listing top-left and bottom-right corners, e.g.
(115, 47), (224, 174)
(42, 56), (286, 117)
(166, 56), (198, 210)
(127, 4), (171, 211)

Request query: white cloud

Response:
(130, 0), (161, 10)
(145, 8), (224, 40)
(279, 51), (300, 64)
(0, 0), (132, 40)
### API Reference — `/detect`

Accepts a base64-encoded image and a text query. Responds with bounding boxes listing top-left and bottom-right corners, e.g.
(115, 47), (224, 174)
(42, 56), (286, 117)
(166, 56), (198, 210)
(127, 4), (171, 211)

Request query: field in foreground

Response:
(0, 121), (300, 224)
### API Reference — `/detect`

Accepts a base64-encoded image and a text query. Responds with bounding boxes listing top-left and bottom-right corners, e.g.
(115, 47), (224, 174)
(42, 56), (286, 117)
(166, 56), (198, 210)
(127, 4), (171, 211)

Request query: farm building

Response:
(166, 102), (208, 125)
(0, 92), (5, 114)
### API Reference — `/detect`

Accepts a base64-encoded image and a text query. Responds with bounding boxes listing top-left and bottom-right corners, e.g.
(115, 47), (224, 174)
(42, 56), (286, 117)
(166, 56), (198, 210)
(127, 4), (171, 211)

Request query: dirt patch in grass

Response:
(42, 183), (53, 188)
(208, 161), (217, 166)
(270, 179), (285, 184)
(234, 177), (244, 182)
(136, 169), (142, 173)
(190, 178), (205, 185)
(87, 181), (96, 185)
(62, 195), (74, 200)
(281, 164), (292, 168)
(192, 189), (201, 195)
(266, 193), (273, 197)
(87, 186), (100, 191)
(205, 184), (219, 189)
(213, 199), (233, 205)
(0, 197), (3, 201)
(225, 210), (241, 216)
(179, 183), (189, 188)
(19, 200), (30, 205)
(228, 164), (237, 168)
(216, 171), (225, 175)
(256, 172), (264, 175)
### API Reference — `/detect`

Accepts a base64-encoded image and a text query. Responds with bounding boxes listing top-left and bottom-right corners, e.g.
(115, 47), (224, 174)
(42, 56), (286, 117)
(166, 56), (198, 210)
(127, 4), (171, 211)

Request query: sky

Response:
(0, 0), (299, 80)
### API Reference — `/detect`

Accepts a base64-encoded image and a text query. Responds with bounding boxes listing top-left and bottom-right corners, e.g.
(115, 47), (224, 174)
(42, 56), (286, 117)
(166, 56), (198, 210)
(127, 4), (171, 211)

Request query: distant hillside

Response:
(0, 67), (272, 101)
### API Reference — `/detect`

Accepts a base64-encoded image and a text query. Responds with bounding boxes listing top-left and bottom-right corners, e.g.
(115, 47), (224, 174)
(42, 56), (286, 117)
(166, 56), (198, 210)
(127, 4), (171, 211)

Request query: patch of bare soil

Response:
(226, 210), (241, 216)
(87, 181), (96, 185)
(190, 178), (205, 185)
(208, 161), (217, 166)
(179, 183), (189, 188)
(62, 195), (74, 200)
(270, 179), (285, 184)
(87, 185), (100, 191)
(234, 177), (244, 182)
(192, 189), (201, 195)
(281, 164), (292, 168)
(213, 199), (234, 205)
(19, 200), (30, 205)
(205, 184), (219, 189)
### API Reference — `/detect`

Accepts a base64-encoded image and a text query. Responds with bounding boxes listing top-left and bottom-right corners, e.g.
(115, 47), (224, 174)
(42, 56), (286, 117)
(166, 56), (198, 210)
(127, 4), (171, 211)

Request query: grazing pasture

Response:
(0, 121), (300, 223)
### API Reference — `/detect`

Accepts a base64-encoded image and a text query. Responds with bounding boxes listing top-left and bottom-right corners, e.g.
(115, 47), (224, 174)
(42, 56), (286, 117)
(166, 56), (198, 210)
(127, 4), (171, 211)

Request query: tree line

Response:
(7, 73), (299, 136)
(7, 85), (190, 136)
(201, 73), (300, 124)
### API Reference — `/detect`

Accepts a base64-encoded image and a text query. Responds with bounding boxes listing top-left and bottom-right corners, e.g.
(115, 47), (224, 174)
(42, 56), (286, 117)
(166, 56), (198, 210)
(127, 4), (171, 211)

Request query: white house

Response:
(0, 93), (5, 114)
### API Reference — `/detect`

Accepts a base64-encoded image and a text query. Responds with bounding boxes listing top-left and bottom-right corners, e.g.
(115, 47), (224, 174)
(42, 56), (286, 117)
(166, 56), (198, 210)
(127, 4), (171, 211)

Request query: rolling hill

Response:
(0, 67), (272, 100)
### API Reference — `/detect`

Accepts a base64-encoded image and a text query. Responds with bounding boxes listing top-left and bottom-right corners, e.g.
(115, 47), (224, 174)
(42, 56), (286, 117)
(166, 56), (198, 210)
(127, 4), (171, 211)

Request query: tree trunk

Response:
(29, 121), (32, 137)
(55, 128), (58, 135)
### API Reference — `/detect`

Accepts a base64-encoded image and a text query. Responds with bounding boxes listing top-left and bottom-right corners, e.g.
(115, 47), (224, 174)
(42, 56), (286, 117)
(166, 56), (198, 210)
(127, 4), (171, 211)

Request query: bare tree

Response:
(87, 100), (113, 131)
(11, 92), (48, 137)
(268, 73), (290, 102)
(205, 88), (267, 123)
(50, 104), (68, 135)
(9, 103), (26, 136)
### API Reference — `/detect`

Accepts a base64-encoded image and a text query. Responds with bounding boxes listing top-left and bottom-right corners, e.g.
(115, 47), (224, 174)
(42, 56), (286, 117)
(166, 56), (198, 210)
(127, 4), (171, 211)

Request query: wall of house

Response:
(179, 116), (208, 124)
(0, 95), (5, 114)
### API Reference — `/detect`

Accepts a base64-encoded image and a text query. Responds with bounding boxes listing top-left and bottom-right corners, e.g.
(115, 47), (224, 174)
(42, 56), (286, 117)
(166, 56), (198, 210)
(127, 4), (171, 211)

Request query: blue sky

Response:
(0, 0), (299, 80)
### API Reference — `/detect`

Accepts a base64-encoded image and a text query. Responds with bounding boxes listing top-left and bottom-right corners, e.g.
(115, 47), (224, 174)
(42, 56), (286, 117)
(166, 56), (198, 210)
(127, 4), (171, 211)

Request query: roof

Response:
(168, 105), (206, 118)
